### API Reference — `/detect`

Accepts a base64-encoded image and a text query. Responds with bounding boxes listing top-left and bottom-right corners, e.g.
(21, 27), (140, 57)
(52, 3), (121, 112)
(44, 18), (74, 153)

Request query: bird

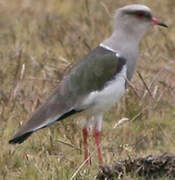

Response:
(9, 4), (167, 164)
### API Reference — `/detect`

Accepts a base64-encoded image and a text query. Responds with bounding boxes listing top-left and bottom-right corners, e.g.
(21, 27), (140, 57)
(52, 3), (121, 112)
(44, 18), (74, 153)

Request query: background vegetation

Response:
(0, 0), (174, 179)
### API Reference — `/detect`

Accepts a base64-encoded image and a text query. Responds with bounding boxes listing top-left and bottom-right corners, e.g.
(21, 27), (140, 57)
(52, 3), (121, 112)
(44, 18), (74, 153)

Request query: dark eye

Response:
(136, 12), (145, 18)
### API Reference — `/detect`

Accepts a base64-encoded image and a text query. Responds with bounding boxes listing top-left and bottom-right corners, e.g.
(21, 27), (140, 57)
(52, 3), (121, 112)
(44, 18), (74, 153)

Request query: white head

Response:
(114, 4), (167, 41)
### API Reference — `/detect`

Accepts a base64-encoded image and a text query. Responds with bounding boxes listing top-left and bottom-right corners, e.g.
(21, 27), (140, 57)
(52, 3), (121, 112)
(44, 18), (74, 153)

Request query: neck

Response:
(102, 29), (142, 52)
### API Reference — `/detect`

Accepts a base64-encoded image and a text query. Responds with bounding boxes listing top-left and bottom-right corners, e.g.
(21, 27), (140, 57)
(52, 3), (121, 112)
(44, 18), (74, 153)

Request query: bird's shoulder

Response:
(72, 45), (126, 71)
(59, 45), (127, 95)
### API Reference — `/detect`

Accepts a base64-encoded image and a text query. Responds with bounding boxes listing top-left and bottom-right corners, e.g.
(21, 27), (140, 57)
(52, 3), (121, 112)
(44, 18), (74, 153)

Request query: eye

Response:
(136, 12), (145, 18)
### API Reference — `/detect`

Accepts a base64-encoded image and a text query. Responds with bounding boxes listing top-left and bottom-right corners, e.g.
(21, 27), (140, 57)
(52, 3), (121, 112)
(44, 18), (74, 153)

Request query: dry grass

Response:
(0, 0), (174, 179)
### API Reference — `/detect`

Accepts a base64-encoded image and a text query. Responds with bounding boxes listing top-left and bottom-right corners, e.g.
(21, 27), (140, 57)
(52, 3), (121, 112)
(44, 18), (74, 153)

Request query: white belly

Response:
(81, 65), (127, 115)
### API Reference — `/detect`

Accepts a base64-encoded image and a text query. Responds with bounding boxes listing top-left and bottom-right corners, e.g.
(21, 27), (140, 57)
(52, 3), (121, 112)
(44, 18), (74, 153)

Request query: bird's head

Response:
(114, 4), (167, 40)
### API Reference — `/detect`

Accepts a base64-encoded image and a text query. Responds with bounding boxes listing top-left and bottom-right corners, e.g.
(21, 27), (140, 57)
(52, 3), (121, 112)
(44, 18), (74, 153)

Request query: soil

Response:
(97, 153), (175, 179)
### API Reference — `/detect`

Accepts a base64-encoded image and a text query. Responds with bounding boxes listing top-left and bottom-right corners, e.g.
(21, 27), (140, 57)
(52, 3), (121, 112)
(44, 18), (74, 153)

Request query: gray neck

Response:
(102, 30), (142, 80)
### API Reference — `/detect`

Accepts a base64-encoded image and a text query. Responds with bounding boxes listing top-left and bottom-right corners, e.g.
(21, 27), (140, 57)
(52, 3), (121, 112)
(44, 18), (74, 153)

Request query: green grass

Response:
(0, 0), (175, 179)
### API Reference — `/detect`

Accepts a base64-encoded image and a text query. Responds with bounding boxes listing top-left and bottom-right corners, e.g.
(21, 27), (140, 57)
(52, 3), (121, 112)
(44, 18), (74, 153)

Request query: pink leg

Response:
(93, 128), (104, 164)
(82, 127), (90, 164)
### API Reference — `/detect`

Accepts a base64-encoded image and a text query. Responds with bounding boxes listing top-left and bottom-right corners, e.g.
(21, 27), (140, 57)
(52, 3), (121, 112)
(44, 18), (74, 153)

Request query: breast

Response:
(82, 65), (127, 115)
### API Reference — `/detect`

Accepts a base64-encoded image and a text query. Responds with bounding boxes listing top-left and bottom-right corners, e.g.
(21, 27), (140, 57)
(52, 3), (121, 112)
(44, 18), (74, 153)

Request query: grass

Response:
(0, 0), (175, 179)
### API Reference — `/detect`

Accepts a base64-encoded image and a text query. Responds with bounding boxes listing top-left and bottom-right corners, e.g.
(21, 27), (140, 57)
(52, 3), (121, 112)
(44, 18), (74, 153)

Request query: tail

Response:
(9, 108), (81, 144)
(9, 90), (82, 144)
(9, 132), (33, 144)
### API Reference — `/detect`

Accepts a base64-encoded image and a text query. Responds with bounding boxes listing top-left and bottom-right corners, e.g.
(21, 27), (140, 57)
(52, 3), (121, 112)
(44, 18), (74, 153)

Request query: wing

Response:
(9, 46), (126, 144)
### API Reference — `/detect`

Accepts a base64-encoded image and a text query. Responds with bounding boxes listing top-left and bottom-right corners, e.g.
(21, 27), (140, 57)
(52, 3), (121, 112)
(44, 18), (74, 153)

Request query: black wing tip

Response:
(9, 109), (83, 144)
(9, 132), (33, 144)
(57, 109), (83, 121)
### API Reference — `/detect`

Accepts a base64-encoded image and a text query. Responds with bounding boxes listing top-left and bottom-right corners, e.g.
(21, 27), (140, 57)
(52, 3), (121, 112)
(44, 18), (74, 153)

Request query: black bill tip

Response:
(158, 22), (168, 28)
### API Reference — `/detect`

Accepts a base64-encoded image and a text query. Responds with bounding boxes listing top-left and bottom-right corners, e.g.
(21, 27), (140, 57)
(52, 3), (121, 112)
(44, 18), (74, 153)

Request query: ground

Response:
(0, 0), (174, 179)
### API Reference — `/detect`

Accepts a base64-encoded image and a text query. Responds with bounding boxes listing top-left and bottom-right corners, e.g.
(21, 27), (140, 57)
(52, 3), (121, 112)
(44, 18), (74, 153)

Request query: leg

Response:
(82, 118), (90, 164)
(93, 114), (104, 164)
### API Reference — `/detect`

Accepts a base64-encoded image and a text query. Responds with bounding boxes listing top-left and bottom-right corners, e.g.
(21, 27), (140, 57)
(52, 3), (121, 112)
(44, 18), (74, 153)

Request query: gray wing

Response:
(9, 46), (126, 144)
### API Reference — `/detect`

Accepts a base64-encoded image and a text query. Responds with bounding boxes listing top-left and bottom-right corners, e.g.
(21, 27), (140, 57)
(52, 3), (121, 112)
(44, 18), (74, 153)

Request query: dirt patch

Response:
(97, 153), (175, 179)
